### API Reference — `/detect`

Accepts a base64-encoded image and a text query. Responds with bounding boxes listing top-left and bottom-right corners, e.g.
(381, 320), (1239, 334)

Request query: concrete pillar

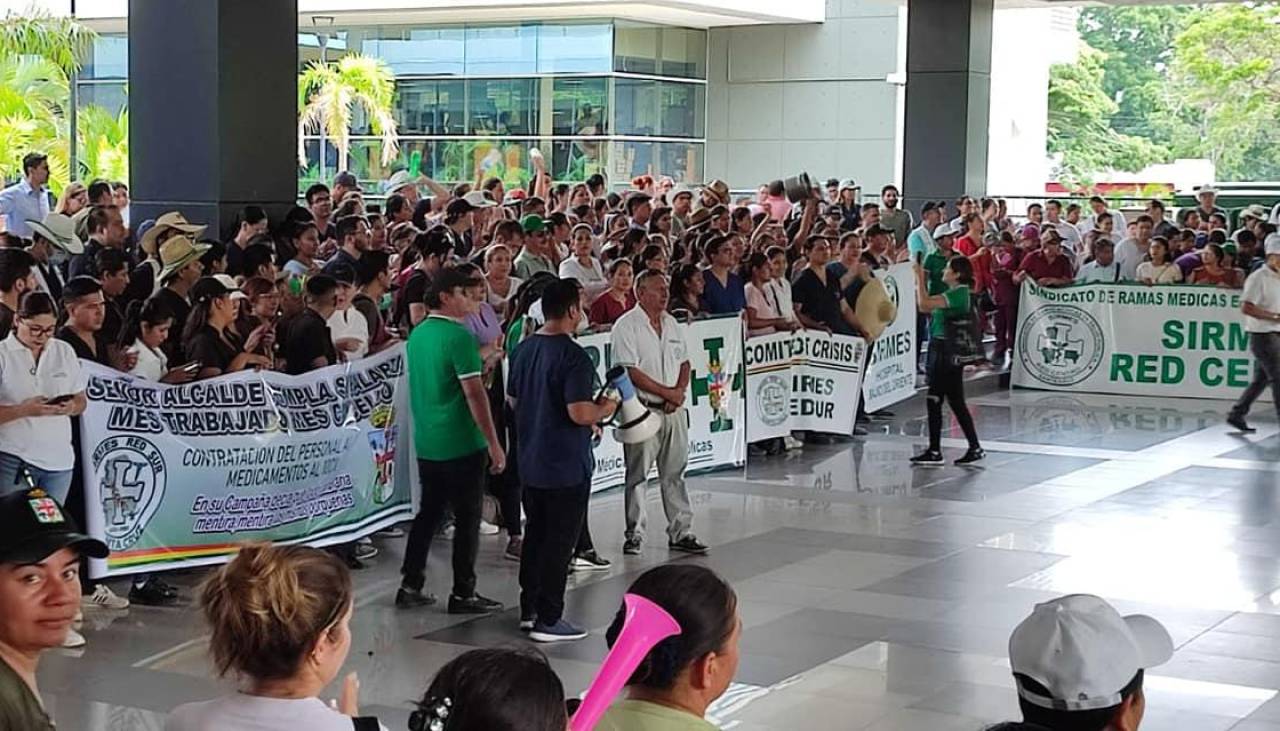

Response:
(902, 0), (993, 217)
(128, 0), (298, 240)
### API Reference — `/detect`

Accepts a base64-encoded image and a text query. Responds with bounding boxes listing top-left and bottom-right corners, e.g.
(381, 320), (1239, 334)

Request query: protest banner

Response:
(576, 314), (747, 491)
(1013, 281), (1267, 401)
(744, 330), (868, 437)
(862, 263), (919, 413)
(80, 346), (416, 578)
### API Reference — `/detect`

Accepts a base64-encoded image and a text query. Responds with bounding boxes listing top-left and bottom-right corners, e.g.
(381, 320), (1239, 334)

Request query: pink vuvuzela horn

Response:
(570, 593), (682, 731)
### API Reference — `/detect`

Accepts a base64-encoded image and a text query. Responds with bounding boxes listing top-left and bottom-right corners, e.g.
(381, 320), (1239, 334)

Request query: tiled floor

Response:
(38, 383), (1280, 730)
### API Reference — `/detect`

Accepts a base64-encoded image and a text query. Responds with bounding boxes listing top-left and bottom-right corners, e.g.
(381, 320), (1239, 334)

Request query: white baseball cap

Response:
(1198, 184), (1217, 196)
(1010, 594), (1172, 712)
(462, 190), (497, 208)
(1265, 232), (1280, 257)
(935, 220), (961, 238)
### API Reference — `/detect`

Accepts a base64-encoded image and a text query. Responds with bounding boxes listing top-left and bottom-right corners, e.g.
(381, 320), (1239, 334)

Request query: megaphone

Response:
(570, 593), (682, 731)
(605, 366), (661, 445)
(783, 172), (814, 204)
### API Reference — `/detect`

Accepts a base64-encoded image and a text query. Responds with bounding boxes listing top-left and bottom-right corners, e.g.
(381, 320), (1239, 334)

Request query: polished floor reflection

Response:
(41, 383), (1280, 730)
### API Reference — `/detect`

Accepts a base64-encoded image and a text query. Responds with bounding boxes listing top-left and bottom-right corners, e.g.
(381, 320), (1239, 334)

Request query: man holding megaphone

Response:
(507, 279), (621, 643)
(610, 270), (709, 557)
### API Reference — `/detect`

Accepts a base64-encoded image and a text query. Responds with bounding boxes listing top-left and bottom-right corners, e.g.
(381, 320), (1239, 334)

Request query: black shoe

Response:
(623, 537), (642, 555)
(853, 425), (869, 437)
(870, 410), (895, 420)
(129, 578), (178, 606)
(910, 450), (945, 466)
(669, 536), (709, 554)
(448, 593), (503, 614)
(955, 447), (986, 465)
(1227, 414), (1257, 433)
(804, 432), (835, 445)
(395, 587), (438, 609)
(344, 555), (367, 570)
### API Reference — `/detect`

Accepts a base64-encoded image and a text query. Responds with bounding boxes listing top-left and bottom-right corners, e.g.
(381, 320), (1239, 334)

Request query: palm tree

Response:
(77, 104), (128, 182)
(298, 54), (399, 174)
(0, 55), (71, 188)
(0, 9), (96, 75)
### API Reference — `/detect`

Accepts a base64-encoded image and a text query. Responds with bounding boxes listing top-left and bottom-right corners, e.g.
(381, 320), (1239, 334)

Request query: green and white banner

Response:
(863, 263), (919, 413)
(1012, 281), (1267, 401)
(80, 346), (416, 578)
(577, 314), (747, 491)
(744, 330), (868, 438)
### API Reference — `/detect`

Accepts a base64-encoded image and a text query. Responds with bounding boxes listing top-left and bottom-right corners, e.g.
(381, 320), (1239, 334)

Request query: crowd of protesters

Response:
(2, 146), (1265, 730)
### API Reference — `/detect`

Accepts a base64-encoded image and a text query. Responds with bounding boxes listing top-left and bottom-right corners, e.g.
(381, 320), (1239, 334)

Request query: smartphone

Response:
(45, 394), (74, 405)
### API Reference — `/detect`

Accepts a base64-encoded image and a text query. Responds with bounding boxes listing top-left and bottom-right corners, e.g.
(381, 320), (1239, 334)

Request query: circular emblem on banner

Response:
(1018, 305), (1106, 387)
(882, 273), (901, 311)
(756, 374), (789, 427)
(93, 437), (166, 552)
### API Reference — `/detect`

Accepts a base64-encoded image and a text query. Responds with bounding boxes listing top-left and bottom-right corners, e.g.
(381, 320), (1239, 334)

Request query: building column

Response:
(902, 0), (993, 217)
(128, 0), (298, 240)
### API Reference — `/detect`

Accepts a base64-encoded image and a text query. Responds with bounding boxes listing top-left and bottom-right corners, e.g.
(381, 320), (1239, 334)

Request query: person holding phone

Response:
(0, 292), (86, 502)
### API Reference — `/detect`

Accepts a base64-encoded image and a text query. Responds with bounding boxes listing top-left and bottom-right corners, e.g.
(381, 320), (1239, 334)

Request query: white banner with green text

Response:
(1012, 281), (1268, 401)
(862, 263), (919, 413)
(79, 346), (417, 578)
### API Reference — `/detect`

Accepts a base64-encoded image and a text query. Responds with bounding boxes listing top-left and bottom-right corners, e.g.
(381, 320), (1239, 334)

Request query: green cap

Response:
(520, 215), (546, 234)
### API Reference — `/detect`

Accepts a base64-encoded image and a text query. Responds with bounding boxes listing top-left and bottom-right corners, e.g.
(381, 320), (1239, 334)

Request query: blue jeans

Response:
(0, 452), (73, 503)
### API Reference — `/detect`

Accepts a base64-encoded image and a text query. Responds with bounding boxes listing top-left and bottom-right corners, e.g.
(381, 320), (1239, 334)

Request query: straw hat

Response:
(140, 212), (206, 257)
(686, 207), (715, 231)
(157, 235), (211, 283)
(699, 180), (730, 207)
(26, 213), (84, 254)
(855, 278), (897, 340)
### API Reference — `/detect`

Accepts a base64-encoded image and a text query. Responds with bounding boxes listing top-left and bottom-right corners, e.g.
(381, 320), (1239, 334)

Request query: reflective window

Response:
(552, 77), (608, 136)
(342, 27), (463, 75)
(396, 79), (466, 135)
(77, 83), (128, 118)
(612, 141), (703, 184)
(82, 35), (127, 80)
(464, 25), (537, 75)
(537, 23), (612, 74)
(550, 138), (608, 182)
(614, 22), (659, 75)
(438, 139), (537, 189)
(659, 81), (704, 138)
(614, 78), (659, 137)
(660, 27), (706, 79)
(467, 79), (538, 136)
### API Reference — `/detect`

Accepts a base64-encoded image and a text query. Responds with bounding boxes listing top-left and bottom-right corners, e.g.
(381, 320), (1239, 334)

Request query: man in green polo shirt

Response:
(513, 215), (557, 279)
(398, 266), (506, 615)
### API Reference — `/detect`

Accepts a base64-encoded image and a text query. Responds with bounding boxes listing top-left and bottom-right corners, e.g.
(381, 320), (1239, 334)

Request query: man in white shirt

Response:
(610, 270), (707, 556)
(1114, 215), (1155, 282)
(1227, 233), (1280, 433)
(1045, 200), (1083, 255)
(1075, 239), (1122, 284)
(0, 154), (51, 241)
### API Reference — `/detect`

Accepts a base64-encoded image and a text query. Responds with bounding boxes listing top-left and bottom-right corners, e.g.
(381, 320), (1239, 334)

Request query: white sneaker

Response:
(82, 584), (130, 610)
(783, 435), (804, 451)
(62, 627), (86, 648)
(479, 520), (500, 536)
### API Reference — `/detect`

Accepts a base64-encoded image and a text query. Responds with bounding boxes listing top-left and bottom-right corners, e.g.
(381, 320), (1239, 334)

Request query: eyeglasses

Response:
(22, 323), (55, 337)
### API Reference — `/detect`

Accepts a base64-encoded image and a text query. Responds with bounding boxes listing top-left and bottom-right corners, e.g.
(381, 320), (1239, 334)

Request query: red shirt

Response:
(1018, 250), (1074, 283)
(589, 290), (636, 326)
(969, 249), (994, 294)
(954, 235), (979, 257)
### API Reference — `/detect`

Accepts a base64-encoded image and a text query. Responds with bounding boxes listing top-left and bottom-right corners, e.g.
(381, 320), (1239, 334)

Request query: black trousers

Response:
(926, 348), (981, 452)
(519, 484), (589, 624)
(400, 450), (487, 597)
(493, 401), (523, 537)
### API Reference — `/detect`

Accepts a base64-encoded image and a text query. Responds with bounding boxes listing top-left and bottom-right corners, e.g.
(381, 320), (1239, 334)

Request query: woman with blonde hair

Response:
(166, 543), (385, 730)
(55, 182), (88, 216)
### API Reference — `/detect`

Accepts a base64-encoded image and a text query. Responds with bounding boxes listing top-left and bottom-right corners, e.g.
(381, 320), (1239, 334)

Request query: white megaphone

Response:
(605, 366), (662, 445)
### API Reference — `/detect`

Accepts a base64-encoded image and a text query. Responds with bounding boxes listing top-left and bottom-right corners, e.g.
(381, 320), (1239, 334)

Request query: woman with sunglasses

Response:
(0, 292), (85, 502)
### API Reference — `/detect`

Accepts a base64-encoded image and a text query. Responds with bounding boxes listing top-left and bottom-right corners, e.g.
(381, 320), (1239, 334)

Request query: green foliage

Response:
(0, 8), (95, 75)
(1047, 47), (1161, 186)
(298, 54), (399, 173)
(1165, 3), (1280, 180)
(77, 104), (129, 183)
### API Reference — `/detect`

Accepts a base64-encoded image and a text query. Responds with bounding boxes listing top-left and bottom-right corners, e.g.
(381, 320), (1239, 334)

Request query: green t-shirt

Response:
(597, 700), (720, 731)
(406, 315), (488, 461)
(922, 250), (952, 296)
(0, 657), (54, 731)
(930, 285), (971, 339)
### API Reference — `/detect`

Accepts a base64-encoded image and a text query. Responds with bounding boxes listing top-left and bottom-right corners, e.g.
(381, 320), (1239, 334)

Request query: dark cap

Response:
(446, 198), (476, 217)
(322, 261), (357, 284)
(333, 171), (360, 189)
(0, 488), (108, 564)
(921, 201), (938, 215)
(865, 224), (894, 238)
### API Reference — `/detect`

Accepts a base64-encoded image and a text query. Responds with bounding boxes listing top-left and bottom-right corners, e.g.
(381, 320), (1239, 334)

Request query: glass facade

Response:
(80, 19), (707, 193)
